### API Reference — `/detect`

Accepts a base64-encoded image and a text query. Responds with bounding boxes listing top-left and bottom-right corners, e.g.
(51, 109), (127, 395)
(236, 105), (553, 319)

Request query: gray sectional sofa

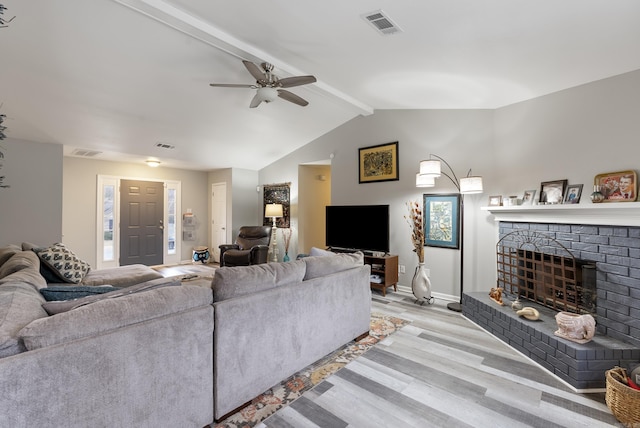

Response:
(0, 244), (371, 426)
(0, 245), (214, 427)
(211, 251), (371, 420)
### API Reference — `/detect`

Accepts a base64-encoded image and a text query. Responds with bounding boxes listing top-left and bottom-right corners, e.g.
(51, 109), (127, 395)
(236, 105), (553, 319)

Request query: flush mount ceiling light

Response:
(145, 159), (161, 167)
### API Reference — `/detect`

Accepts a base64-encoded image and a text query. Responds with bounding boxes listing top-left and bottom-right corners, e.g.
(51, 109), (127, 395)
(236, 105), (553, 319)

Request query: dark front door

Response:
(120, 179), (164, 266)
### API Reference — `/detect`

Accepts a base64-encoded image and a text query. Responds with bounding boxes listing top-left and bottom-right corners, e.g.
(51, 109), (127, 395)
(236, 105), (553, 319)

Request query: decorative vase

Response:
(412, 263), (434, 305)
(283, 252), (290, 262)
(590, 185), (605, 203)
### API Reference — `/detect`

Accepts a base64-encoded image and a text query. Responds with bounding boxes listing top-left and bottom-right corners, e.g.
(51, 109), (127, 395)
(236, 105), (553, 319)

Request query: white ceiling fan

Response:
(210, 60), (317, 108)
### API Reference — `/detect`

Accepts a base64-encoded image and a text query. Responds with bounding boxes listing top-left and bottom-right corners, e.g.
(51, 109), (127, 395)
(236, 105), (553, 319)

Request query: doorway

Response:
(210, 182), (227, 263)
(119, 179), (164, 266)
(298, 164), (331, 254)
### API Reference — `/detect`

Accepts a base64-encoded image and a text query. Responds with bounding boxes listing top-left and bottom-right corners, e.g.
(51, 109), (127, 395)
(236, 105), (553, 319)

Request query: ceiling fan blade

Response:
(277, 89), (309, 107)
(209, 83), (255, 88)
(243, 60), (267, 83)
(278, 75), (317, 88)
(249, 93), (263, 108)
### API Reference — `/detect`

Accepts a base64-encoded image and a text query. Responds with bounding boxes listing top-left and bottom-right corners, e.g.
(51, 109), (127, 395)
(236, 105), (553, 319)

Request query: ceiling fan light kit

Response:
(210, 60), (316, 108)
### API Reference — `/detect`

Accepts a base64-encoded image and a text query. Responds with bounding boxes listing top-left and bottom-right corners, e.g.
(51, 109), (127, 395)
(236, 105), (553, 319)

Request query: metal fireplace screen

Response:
(496, 230), (595, 314)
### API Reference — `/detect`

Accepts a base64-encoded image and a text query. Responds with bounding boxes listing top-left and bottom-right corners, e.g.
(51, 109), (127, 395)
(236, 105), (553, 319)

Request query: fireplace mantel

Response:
(481, 202), (640, 226)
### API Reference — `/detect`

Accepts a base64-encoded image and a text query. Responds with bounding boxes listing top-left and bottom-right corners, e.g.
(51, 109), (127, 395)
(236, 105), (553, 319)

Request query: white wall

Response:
(63, 157), (208, 267)
(259, 69), (640, 301)
(0, 139), (63, 246)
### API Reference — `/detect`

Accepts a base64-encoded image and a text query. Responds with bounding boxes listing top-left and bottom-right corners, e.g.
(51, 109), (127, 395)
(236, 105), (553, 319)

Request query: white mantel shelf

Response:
(481, 202), (640, 227)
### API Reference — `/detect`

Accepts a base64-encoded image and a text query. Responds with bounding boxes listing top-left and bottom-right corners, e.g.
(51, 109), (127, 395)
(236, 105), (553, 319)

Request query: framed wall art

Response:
(595, 170), (637, 202)
(539, 179), (567, 204)
(423, 194), (460, 249)
(563, 184), (583, 204)
(358, 141), (399, 183)
(263, 182), (291, 228)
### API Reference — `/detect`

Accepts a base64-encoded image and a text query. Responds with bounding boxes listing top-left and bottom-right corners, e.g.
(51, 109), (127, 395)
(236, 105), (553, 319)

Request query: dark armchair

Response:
(219, 225), (272, 267)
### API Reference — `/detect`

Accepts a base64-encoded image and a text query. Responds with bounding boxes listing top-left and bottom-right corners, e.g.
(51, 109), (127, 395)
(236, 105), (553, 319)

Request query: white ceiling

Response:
(1, 0), (639, 171)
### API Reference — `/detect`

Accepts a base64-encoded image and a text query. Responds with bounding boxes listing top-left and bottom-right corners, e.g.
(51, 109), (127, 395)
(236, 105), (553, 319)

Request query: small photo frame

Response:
(488, 195), (503, 206)
(539, 179), (568, 204)
(563, 184), (583, 204)
(358, 141), (399, 183)
(595, 170), (637, 202)
(521, 189), (537, 205)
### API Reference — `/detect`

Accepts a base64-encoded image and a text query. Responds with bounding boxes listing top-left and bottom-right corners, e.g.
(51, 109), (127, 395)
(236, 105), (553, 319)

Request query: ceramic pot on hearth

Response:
(412, 263), (434, 305)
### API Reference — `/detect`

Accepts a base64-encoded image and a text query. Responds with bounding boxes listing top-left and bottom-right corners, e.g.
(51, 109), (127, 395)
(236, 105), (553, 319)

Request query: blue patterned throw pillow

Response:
(35, 243), (91, 284)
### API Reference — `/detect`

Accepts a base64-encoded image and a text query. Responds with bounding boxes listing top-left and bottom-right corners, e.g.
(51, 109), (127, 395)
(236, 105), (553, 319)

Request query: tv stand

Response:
(364, 254), (398, 297)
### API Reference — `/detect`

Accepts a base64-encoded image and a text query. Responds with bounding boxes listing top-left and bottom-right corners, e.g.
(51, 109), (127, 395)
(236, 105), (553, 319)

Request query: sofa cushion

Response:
(20, 284), (212, 351)
(39, 285), (116, 301)
(303, 252), (364, 280)
(81, 264), (163, 288)
(0, 251), (47, 290)
(212, 260), (306, 303)
(34, 243), (91, 284)
(0, 245), (21, 269)
(41, 277), (181, 315)
(0, 282), (49, 357)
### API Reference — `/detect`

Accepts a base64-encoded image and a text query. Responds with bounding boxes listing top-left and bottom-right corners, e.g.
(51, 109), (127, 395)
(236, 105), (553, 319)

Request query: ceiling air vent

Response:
(71, 148), (102, 157)
(155, 142), (175, 150)
(362, 10), (402, 35)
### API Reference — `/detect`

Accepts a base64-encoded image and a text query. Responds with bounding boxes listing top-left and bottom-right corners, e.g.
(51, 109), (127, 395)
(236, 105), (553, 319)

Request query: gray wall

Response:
(63, 157), (209, 267)
(260, 69), (640, 300)
(0, 139), (63, 246)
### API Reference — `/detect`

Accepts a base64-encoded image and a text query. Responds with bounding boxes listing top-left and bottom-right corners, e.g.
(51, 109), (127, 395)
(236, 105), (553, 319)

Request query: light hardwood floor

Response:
(259, 289), (621, 428)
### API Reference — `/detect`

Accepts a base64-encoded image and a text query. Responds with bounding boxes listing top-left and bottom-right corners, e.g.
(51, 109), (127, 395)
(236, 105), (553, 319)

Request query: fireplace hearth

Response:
(462, 220), (640, 390)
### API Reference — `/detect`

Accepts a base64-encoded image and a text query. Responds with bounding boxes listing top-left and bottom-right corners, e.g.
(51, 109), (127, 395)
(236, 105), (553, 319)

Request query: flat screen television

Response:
(325, 205), (390, 254)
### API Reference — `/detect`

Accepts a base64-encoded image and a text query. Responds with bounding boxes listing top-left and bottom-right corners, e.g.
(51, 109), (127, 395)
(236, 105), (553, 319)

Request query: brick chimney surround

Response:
(463, 203), (640, 391)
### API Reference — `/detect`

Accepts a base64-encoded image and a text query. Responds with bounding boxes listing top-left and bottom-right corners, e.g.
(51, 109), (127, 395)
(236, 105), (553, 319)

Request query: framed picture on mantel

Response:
(595, 170), (637, 202)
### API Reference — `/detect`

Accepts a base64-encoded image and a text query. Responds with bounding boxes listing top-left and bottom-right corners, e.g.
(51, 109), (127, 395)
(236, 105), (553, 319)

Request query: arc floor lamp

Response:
(416, 154), (483, 312)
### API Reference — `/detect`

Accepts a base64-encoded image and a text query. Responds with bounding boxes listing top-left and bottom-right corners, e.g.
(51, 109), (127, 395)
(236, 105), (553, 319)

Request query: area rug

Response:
(214, 313), (410, 428)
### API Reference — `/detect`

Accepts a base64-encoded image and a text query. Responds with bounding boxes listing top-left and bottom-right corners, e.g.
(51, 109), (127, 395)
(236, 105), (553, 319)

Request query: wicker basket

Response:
(606, 366), (640, 426)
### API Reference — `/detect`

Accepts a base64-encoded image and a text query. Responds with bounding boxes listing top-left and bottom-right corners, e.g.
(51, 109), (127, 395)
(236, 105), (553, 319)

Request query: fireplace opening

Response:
(496, 230), (596, 315)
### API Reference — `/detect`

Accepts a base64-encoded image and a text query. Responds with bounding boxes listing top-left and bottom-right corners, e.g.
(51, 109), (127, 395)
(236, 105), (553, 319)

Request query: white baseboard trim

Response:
(396, 284), (458, 303)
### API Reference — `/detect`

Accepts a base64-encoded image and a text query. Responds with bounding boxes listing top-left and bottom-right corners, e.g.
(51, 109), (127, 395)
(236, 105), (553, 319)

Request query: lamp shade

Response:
(416, 173), (435, 188)
(419, 159), (441, 177)
(257, 87), (278, 102)
(460, 176), (483, 194)
(265, 203), (283, 218)
(145, 160), (161, 167)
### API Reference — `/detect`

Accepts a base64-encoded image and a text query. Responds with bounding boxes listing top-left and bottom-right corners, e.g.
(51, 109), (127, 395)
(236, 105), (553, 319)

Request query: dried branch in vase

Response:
(405, 200), (425, 263)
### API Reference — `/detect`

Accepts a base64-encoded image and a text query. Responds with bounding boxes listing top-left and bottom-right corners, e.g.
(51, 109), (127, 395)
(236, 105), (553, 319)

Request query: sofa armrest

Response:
(219, 244), (240, 267)
(249, 245), (269, 264)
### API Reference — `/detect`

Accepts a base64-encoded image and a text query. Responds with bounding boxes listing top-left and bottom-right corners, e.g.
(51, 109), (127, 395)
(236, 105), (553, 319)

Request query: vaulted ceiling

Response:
(1, 0), (639, 170)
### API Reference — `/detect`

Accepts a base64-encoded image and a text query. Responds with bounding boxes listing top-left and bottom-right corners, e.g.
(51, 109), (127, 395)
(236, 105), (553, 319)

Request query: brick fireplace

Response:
(463, 205), (640, 390)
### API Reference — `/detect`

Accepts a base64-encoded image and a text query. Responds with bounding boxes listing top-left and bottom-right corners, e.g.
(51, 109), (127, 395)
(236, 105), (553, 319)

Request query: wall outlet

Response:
(399, 265), (405, 274)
